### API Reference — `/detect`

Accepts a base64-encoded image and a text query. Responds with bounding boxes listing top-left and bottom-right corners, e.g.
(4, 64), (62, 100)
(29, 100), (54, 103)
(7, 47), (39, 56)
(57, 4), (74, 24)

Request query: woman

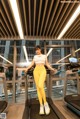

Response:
(25, 45), (57, 115)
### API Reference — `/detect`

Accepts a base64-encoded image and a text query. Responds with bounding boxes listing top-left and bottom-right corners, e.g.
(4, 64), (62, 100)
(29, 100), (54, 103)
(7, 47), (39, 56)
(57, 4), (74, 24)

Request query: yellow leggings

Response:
(33, 66), (47, 105)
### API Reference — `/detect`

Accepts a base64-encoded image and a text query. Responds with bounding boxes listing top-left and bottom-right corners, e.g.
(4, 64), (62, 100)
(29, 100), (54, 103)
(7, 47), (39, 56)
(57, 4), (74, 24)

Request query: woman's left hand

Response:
(52, 68), (58, 74)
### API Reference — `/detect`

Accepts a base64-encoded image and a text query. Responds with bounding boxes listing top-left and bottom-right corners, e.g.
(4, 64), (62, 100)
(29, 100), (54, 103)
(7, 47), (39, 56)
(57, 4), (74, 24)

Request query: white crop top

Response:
(33, 54), (47, 64)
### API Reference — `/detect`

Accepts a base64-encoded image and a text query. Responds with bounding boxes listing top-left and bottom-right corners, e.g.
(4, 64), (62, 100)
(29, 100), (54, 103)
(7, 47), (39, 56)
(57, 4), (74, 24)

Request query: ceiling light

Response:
(0, 55), (13, 64)
(9, 0), (24, 39)
(47, 48), (53, 56)
(23, 46), (29, 62)
(56, 48), (80, 64)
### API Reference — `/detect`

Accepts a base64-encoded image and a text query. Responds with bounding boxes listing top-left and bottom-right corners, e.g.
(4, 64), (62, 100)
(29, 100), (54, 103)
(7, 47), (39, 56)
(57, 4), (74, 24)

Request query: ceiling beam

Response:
(0, 32), (3, 37)
(43, 0), (54, 36)
(1, 20), (9, 36)
(0, 28), (6, 37)
(0, 32), (2, 37)
(0, 36), (80, 41)
(2, 0), (16, 36)
(69, 27), (80, 37)
(49, 1), (64, 36)
(40, 0), (48, 36)
(52, 2), (70, 36)
(72, 27), (80, 38)
(28, 0), (31, 35)
(37, 0), (42, 35)
(64, 17), (80, 37)
(55, 3), (75, 37)
(33, 0), (36, 35)
(1, 10), (13, 36)
(75, 34), (80, 39)
(22, 0), (28, 35)
(46, 0), (59, 36)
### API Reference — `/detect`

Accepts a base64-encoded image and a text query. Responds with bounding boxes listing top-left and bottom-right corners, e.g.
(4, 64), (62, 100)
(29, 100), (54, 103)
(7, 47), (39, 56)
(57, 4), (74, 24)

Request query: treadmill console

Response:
(66, 56), (80, 72)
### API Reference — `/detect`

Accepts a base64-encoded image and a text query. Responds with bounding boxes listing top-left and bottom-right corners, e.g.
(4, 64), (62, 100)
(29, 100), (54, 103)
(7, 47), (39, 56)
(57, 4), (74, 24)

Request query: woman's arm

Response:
(45, 59), (55, 71)
(26, 60), (35, 72)
(45, 58), (57, 74)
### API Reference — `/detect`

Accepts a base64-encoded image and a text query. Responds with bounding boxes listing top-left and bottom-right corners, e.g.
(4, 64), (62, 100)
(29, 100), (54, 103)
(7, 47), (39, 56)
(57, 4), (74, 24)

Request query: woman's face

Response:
(35, 48), (41, 55)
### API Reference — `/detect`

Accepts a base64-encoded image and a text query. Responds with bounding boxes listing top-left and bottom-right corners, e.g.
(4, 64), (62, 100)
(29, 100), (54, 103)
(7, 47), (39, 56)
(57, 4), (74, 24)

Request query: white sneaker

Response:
(44, 102), (50, 115)
(39, 105), (44, 115)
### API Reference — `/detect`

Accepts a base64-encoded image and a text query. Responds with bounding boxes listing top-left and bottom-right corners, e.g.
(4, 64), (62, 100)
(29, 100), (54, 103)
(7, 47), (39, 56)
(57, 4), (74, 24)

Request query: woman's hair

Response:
(35, 45), (41, 51)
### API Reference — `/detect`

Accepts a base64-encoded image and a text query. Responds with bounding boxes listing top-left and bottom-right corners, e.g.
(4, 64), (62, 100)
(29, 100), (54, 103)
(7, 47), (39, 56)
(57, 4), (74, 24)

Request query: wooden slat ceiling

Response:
(0, 0), (80, 40)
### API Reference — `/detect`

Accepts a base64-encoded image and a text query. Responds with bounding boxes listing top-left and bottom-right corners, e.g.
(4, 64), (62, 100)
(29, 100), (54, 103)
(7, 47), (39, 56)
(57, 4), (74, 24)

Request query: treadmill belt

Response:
(30, 99), (59, 119)
(64, 95), (80, 116)
(0, 101), (8, 113)
(64, 95), (80, 110)
(70, 100), (80, 111)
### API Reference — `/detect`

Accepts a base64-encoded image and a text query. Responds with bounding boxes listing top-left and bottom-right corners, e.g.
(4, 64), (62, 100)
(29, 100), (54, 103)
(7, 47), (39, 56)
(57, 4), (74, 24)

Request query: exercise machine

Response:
(0, 66), (8, 113)
(0, 100), (8, 113)
(22, 68), (60, 119)
(64, 58), (80, 116)
(64, 94), (80, 116)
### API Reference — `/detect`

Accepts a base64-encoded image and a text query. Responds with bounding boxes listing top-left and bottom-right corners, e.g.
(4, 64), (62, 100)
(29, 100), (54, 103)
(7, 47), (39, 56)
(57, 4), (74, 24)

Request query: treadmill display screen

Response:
(69, 57), (78, 63)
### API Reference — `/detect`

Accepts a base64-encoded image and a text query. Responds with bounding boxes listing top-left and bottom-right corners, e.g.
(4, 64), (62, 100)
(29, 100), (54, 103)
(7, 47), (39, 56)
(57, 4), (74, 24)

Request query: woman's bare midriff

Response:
(36, 63), (44, 66)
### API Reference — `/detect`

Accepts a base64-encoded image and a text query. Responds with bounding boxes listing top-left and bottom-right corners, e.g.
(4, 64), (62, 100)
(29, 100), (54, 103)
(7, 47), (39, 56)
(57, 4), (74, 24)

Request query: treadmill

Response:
(0, 100), (8, 113)
(22, 69), (60, 119)
(64, 57), (80, 116)
(0, 66), (8, 113)
(64, 94), (80, 116)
